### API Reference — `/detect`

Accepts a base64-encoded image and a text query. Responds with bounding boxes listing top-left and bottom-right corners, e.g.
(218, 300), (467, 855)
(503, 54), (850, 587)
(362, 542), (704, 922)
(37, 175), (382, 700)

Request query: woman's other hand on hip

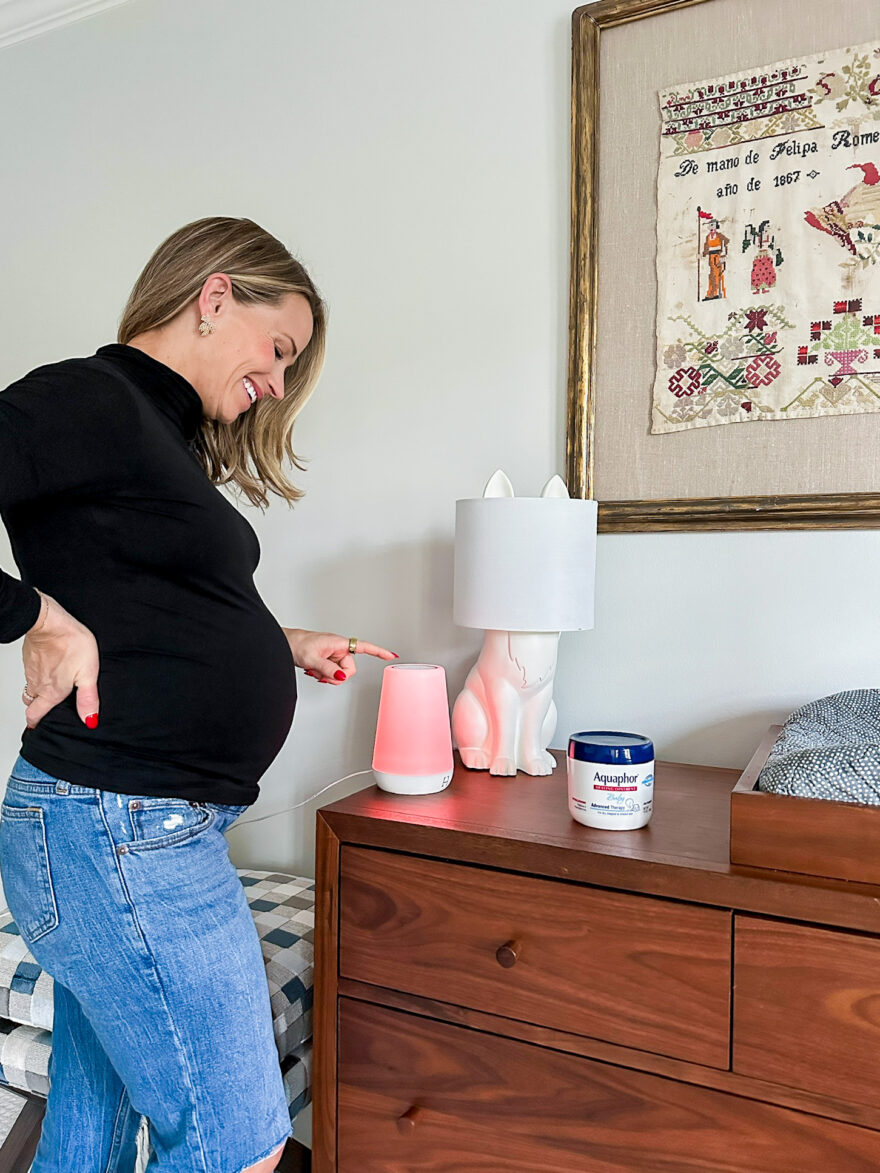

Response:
(22, 594), (100, 729)
(282, 628), (398, 685)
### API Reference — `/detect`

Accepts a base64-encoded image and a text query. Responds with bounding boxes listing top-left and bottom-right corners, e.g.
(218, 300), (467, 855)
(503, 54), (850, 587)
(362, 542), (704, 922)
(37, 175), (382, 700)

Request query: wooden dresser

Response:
(313, 751), (880, 1171)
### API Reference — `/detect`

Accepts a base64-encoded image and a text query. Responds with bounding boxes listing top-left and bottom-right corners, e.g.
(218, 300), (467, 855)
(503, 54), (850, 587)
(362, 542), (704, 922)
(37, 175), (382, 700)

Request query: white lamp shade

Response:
(454, 497), (598, 631)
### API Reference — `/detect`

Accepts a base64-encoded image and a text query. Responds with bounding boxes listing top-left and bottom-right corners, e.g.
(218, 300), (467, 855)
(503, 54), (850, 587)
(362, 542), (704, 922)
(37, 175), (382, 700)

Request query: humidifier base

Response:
(372, 768), (453, 795)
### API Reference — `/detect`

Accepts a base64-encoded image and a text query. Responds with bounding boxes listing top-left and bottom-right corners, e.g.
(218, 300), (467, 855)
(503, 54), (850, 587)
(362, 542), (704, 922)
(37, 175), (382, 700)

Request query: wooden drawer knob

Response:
(396, 1105), (422, 1134)
(495, 939), (521, 968)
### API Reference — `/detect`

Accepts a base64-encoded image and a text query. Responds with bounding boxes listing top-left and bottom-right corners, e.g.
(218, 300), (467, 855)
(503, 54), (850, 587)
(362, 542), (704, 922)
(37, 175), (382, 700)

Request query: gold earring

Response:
(198, 314), (215, 336)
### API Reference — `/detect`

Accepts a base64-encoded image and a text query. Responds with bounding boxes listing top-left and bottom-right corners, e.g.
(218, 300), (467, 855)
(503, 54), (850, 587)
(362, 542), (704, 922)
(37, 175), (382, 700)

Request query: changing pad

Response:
(757, 689), (880, 805)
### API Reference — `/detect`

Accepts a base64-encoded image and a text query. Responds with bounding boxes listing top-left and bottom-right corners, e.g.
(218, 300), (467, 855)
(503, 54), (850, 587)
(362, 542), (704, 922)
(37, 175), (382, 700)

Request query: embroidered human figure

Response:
(702, 219), (729, 300)
(743, 220), (783, 294)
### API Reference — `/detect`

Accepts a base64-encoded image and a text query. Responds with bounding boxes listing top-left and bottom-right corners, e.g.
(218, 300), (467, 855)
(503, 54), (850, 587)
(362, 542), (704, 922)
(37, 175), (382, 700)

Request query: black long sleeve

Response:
(0, 344), (297, 804)
(0, 572), (40, 642)
(0, 364), (143, 641)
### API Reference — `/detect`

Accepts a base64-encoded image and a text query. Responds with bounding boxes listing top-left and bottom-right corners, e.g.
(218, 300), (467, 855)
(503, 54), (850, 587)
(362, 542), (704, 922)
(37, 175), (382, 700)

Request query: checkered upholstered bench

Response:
(0, 869), (314, 1131)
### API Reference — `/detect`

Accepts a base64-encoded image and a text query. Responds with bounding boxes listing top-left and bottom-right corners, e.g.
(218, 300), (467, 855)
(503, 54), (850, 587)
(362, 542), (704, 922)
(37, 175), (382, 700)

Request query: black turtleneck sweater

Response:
(0, 344), (297, 804)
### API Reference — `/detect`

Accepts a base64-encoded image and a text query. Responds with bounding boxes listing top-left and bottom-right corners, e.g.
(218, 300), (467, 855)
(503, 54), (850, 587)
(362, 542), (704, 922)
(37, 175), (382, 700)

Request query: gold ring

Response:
(348, 636), (358, 655)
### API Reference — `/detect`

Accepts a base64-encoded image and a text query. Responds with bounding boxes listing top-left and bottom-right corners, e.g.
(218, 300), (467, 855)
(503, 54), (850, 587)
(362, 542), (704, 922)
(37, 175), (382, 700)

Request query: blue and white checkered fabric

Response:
(237, 870), (315, 1059)
(757, 689), (880, 806)
(0, 869), (314, 1116)
(0, 1018), (49, 1097)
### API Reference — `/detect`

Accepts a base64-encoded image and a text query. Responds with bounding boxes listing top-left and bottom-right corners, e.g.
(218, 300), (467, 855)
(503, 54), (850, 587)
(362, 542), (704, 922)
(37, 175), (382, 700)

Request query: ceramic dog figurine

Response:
(451, 470), (568, 776)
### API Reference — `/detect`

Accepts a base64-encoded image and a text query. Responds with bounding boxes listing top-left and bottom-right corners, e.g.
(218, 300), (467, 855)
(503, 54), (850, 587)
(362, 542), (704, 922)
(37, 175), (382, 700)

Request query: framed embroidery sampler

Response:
(568, 0), (880, 530)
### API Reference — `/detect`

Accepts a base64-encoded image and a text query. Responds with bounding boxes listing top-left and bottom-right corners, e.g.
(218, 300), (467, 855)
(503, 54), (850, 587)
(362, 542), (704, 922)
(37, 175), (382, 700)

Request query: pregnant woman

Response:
(0, 216), (394, 1171)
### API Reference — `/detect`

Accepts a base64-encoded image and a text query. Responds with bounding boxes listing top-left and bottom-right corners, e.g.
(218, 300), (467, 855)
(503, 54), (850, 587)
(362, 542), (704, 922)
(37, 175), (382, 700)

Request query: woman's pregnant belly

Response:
(32, 595), (298, 785)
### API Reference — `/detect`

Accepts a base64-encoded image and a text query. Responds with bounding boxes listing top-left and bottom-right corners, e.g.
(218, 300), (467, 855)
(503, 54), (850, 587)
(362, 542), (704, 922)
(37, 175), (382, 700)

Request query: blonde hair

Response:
(118, 216), (327, 509)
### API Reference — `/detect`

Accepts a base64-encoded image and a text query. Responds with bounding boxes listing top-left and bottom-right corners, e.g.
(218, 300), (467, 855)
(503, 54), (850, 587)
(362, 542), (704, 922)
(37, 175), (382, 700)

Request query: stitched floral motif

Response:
(810, 47), (880, 113)
(655, 306), (792, 427)
(783, 304), (880, 411)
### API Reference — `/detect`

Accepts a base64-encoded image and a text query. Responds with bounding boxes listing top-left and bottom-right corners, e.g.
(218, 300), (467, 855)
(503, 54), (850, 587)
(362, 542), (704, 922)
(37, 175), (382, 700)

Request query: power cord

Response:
(226, 768), (373, 828)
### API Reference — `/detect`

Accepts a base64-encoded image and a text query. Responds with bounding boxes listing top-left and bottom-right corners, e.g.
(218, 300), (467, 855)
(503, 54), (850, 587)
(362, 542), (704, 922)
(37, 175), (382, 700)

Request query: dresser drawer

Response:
(337, 997), (880, 1172)
(339, 846), (731, 1067)
(734, 915), (880, 1108)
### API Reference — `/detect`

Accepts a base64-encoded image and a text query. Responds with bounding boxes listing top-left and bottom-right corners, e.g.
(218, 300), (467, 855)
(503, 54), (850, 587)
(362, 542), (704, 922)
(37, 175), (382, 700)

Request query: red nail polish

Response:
(85, 713), (99, 729)
(334, 670), (346, 681)
(392, 653), (400, 659)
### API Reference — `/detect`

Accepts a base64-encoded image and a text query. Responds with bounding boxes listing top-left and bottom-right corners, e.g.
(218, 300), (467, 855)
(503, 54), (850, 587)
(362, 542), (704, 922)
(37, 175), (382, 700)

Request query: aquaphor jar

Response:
(567, 731), (654, 830)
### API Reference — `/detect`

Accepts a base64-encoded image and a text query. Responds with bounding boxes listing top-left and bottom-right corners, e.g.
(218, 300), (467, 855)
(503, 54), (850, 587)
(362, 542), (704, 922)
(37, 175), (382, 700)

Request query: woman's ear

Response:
(198, 272), (233, 316)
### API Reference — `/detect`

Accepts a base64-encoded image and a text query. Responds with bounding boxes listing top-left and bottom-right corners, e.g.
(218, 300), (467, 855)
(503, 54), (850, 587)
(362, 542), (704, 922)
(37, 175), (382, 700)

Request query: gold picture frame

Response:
(567, 0), (880, 531)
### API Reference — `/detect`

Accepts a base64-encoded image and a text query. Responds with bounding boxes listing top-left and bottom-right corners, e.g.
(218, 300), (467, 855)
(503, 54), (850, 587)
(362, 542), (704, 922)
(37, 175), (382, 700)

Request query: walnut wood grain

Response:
(312, 813), (340, 1172)
(734, 915), (880, 1108)
(337, 998), (880, 1172)
(321, 752), (880, 937)
(339, 845), (731, 1068)
(316, 752), (880, 1170)
(730, 725), (880, 885)
(339, 977), (880, 1134)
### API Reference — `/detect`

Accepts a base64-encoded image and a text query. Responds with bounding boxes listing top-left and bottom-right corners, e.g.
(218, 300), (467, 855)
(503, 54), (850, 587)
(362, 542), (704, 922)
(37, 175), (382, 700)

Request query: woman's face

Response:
(197, 281), (315, 424)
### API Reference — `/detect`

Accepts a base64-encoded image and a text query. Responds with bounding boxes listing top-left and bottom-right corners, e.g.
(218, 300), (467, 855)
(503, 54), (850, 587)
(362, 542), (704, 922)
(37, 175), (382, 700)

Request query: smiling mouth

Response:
(243, 376), (258, 405)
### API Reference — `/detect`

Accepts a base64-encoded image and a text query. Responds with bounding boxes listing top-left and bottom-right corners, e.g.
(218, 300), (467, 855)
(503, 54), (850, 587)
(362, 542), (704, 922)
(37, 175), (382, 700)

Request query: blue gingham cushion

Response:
(238, 870), (315, 1057)
(0, 1017), (50, 1097)
(757, 689), (880, 805)
(0, 925), (52, 1031)
(0, 869), (314, 1059)
(282, 1040), (312, 1121)
(0, 1013), (312, 1118)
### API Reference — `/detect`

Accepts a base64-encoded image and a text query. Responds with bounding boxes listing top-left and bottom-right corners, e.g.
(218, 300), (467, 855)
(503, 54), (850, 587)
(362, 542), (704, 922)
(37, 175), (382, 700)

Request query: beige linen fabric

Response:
(652, 39), (880, 435)
(592, 0), (880, 501)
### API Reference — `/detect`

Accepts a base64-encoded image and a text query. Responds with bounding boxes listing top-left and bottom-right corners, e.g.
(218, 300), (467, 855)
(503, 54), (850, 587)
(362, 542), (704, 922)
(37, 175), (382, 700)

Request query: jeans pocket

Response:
(126, 797), (216, 851)
(0, 802), (60, 943)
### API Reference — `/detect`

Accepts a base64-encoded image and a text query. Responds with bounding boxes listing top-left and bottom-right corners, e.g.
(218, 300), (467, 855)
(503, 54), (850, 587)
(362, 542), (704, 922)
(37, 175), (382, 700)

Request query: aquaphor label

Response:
(567, 759), (655, 830)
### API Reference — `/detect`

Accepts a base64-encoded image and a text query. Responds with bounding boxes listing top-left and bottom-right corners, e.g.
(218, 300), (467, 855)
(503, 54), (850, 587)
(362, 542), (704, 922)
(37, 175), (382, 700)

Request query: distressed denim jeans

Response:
(0, 754), (292, 1172)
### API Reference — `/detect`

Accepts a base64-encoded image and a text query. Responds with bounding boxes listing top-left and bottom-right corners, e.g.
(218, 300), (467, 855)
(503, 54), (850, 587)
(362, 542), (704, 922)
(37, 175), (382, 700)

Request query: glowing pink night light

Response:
(371, 663), (454, 795)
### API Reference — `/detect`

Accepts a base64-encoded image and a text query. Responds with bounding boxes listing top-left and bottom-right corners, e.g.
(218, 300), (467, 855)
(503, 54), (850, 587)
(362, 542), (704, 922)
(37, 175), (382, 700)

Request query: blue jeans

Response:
(0, 755), (293, 1172)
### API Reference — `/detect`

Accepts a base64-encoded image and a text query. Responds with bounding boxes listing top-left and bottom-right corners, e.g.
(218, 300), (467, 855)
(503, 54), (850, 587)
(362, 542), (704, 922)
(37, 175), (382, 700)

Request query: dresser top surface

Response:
(322, 751), (734, 870)
(319, 751), (880, 932)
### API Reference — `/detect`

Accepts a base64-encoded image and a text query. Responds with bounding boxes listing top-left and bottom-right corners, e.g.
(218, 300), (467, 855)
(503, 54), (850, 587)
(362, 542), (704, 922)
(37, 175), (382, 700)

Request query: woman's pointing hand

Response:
(282, 628), (398, 684)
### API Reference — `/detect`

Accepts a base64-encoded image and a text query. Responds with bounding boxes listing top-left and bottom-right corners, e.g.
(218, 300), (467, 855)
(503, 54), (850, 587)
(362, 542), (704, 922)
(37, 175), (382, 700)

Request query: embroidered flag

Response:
(651, 40), (880, 434)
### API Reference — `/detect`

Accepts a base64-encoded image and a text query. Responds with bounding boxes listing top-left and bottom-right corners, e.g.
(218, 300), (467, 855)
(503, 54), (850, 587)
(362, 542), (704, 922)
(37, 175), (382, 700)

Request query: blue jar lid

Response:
(568, 731), (654, 765)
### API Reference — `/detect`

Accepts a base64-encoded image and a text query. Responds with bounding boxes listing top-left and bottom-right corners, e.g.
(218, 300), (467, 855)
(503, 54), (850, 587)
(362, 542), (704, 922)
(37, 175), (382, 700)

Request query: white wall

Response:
(1, 0), (879, 887)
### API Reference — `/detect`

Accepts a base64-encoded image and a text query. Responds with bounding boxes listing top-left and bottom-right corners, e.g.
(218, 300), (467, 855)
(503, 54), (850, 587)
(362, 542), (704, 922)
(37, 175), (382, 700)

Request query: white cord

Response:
(226, 768), (372, 828)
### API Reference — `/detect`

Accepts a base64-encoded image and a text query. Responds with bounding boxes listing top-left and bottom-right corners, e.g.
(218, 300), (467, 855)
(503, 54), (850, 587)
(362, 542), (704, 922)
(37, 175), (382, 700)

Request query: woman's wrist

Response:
(283, 627), (308, 667)
(27, 589), (49, 636)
